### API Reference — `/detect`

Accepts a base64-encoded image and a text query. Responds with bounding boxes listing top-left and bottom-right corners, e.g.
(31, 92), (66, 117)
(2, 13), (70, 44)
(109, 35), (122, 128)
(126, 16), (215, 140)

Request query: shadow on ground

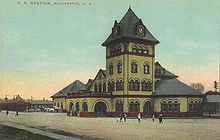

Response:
(0, 125), (57, 140)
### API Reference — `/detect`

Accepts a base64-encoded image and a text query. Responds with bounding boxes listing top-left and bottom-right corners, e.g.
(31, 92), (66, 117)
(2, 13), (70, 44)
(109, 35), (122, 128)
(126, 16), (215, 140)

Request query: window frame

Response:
(131, 62), (138, 73)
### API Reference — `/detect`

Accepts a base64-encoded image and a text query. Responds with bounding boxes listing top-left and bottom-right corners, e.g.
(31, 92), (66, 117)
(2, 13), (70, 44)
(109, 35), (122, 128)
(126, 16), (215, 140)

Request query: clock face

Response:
(138, 26), (144, 34)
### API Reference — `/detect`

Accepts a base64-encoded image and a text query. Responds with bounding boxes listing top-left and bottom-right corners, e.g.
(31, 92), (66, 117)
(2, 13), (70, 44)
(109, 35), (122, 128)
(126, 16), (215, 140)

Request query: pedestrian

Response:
(159, 114), (163, 124)
(6, 110), (9, 116)
(15, 110), (19, 117)
(120, 114), (123, 122)
(116, 114), (120, 122)
(158, 114), (161, 123)
(137, 113), (141, 123)
(152, 114), (155, 122)
(123, 113), (127, 122)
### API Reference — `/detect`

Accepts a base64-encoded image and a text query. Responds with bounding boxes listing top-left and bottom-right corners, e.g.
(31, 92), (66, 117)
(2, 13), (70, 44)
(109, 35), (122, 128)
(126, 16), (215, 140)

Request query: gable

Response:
(89, 69), (106, 91)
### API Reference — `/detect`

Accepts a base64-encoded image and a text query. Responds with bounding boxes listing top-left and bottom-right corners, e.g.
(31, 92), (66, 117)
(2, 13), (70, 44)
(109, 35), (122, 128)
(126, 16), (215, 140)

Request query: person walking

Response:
(152, 114), (155, 122)
(6, 110), (9, 116)
(120, 114), (123, 122)
(15, 110), (19, 117)
(116, 114), (120, 122)
(159, 114), (163, 124)
(123, 113), (127, 122)
(137, 113), (141, 123)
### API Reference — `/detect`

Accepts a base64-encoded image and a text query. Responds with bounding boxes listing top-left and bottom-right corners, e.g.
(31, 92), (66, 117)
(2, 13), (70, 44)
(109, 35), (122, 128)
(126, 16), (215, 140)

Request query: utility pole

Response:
(218, 53), (220, 92)
(214, 81), (218, 92)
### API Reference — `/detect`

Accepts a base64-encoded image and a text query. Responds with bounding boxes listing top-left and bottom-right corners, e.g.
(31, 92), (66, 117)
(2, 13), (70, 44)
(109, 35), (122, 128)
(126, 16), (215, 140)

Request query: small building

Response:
(26, 99), (53, 112)
(1, 95), (30, 112)
(203, 91), (220, 118)
(0, 98), (5, 111)
(51, 80), (87, 113)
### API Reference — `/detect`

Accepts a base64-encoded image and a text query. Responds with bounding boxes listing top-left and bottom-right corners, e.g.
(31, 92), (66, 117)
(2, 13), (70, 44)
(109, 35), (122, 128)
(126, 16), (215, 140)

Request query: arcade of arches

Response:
(63, 97), (203, 117)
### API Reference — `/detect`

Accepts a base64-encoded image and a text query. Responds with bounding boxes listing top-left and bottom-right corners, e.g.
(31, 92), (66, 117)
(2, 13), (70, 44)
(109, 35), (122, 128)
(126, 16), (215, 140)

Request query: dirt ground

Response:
(0, 111), (219, 140)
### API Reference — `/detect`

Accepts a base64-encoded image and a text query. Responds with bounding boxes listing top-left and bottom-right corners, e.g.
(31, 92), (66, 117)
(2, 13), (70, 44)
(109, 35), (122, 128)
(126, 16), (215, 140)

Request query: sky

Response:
(0, 0), (219, 100)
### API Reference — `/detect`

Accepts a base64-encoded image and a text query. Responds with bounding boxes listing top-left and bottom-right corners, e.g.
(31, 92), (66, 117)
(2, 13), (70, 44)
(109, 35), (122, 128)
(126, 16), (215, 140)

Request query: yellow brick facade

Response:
(52, 7), (204, 117)
(53, 97), (67, 111)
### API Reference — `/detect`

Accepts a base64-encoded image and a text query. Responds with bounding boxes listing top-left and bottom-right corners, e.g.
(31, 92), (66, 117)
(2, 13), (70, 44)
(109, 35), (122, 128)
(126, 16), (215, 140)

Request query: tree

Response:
(190, 83), (205, 93)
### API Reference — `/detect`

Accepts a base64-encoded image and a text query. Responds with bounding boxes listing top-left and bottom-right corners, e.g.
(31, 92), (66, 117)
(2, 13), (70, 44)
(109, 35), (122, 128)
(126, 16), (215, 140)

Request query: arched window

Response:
(111, 81), (115, 91)
(116, 80), (120, 91)
(129, 79), (134, 91)
(161, 101), (168, 112)
(129, 101), (140, 112)
(76, 102), (80, 112)
(131, 62), (138, 73)
(146, 81), (152, 91)
(115, 100), (123, 112)
(143, 47), (149, 54)
(174, 101), (180, 112)
(116, 80), (124, 91)
(132, 46), (138, 53)
(134, 80), (140, 91)
(108, 81), (115, 92)
(108, 81), (111, 92)
(129, 101), (134, 112)
(110, 45), (121, 55)
(82, 102), (88, 112)
(141, 80), (147, 91)
(132, 45), (150, 55)
(144, 63), (150, 74)
(103, 83), (106, 93)
(168, 101), (173, 112)
(120, 80), (124, 91)
(109, 63), (114, 75)
(98, 83), (102, 94)
(138, 47), (142, 53)
(161, 100), (180, 112)
(142, 80), (153, 91)
(69, 102), (74, 112)
(117, 62), (122, 73)
(188, 101), (198, 112)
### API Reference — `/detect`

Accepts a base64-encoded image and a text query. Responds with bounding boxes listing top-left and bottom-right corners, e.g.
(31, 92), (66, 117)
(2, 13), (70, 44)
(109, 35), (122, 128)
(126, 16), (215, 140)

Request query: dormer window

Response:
(109, 45), (122, 56)
(156, 68), (161, 74)
(99, 75), (102, 79)
(112, 26), (119, 38)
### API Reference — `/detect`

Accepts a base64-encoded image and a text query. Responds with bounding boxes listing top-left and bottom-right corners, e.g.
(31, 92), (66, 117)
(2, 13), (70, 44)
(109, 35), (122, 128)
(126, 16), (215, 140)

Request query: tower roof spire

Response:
(102, 7), (159, 46)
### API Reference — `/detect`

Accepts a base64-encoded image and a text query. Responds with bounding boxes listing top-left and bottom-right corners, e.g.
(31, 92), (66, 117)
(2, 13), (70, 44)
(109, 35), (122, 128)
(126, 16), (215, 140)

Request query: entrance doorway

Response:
(143, 101), (151, 116)
(94, 102), (107, 117)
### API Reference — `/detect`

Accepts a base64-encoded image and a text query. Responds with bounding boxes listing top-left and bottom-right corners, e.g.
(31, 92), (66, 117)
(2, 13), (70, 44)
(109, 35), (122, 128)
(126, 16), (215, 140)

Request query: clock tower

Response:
(102, 7), (159, 115)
